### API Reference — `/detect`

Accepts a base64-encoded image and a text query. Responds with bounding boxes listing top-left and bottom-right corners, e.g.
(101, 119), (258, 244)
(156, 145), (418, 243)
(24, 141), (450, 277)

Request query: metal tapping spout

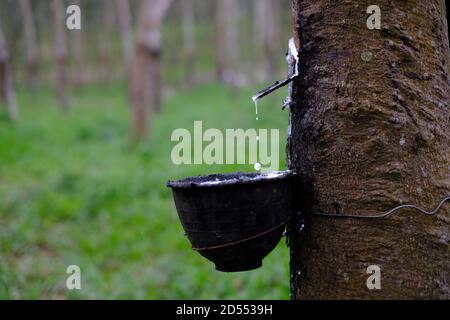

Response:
(251, 38), (299, 103)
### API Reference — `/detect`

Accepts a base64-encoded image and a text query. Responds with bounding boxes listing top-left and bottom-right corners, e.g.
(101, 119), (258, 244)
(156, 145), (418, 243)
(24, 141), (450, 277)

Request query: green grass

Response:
(0, 82), (290, 299)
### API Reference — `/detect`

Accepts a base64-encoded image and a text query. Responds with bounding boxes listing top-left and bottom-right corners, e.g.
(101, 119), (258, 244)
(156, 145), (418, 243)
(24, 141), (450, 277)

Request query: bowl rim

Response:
(167, 170), (296, 189)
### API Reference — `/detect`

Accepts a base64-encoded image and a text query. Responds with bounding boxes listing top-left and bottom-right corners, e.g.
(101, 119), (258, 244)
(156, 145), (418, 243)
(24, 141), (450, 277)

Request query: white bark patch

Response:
(399, 135), (406, 146)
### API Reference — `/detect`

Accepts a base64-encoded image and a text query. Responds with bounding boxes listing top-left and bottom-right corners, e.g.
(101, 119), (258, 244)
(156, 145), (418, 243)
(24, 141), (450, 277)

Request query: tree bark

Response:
(115, 0), (133, 76)
(52, 0), (69, 110)
(130, 0), (171, 142)
(0, 16), (19, 121)
(19, 0), (38, 91)
(181, 0), (196, 89)
(289, 0), (450, 299)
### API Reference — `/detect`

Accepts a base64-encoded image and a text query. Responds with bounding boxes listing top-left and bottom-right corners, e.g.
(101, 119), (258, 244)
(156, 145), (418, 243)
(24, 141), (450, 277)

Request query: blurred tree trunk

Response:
(52, 0), (69, 110)
(264, 0), (280, 80)
(289, 0), (450, 299)
(214, 1), (226, 81)
(215, 0), (239, 85)
(99, 0), (115, 84)
(253, 0), (280, 83)
(73, 25), (84, 88)
(130, 0), (171, 142)
(72, 0), (84, 88)
(181, 0), (196, 89)
(115, 0), (133, 76)
(253, 0), (266, 82)
(0, 17), (19, 121)
(19, 0), (38, 91)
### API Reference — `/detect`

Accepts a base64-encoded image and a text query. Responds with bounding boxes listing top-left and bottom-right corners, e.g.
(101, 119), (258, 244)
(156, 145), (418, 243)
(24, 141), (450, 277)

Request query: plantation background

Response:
(0, 0), (292, 299)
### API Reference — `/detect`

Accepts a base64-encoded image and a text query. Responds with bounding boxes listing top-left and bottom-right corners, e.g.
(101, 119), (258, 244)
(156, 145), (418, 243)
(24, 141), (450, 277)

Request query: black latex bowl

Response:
(167, 170), (295, 272)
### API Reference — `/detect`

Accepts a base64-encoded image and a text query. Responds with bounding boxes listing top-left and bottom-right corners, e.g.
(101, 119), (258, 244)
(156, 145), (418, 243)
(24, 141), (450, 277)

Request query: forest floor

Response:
(0, 82), (290, 299)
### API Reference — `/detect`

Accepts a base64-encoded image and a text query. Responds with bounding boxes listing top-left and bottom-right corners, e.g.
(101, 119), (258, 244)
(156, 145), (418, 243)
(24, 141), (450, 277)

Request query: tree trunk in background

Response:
(52, 0), (69, 110)
(19, 0), (38, 92)
(73, 24), (84, 88)
(264, 0), (280, 80)
(181, 0), (196, 89)
(130, 0), (171, 142)
(214, 0), (226, 81)
(289, 0), (450, 299)
(99, 0), (115, 84)
(72, 0), (84, 88)
(215, 0), (239, 85)
(0, 17), (19, 121)
(115, 0), (133, 77)
(253, 0), (280, 83)
(253, 0), (266, 82)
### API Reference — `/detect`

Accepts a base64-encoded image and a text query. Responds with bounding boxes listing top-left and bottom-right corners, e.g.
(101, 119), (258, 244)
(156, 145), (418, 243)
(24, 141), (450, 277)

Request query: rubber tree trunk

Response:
(73, 25), (84, 88)
(263, 0), (280, 80)
(0, 17), (19, 121)
(52, 0), (69, 110)
(214, 0), (226, 81)
(71, 0), (84, 88)
(115, 0), (133, 76)
(181, 0), (196, 89)
(289, 0), (450, 299)
(99, 0), (115, 84)
(19, 0), (38, 91)
(253, 0), (280, 83)
(130, 0), (171, 142)
(215, 0), (239, 85)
